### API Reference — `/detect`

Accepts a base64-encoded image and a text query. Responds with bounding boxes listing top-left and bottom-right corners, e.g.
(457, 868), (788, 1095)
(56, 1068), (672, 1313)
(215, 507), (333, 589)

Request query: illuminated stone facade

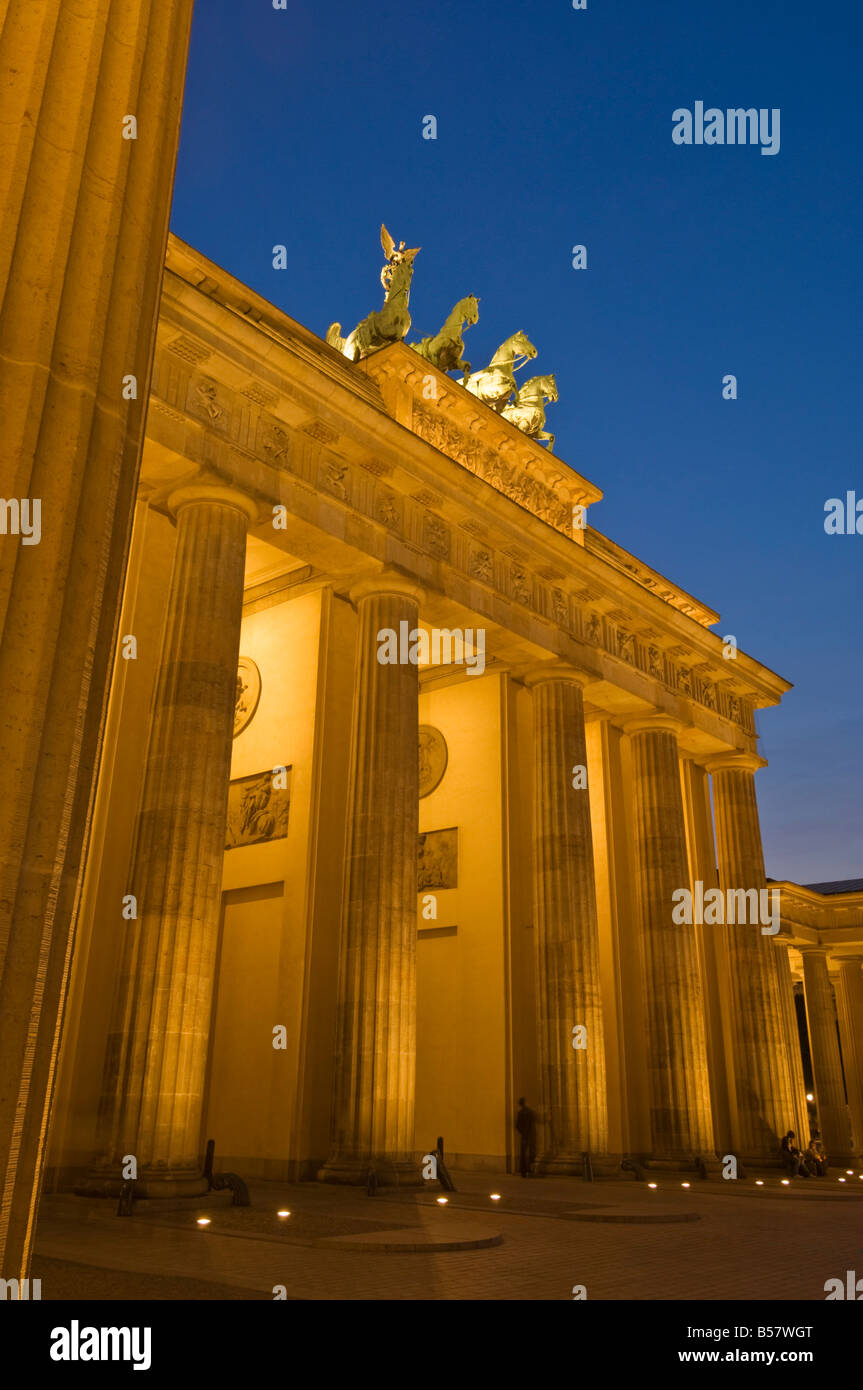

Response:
(41, 236), (863, 1193)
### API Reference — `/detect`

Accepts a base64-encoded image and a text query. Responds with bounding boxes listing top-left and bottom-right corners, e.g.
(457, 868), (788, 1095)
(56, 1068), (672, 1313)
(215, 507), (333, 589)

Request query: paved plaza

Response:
(32, 1172), (863, 1302)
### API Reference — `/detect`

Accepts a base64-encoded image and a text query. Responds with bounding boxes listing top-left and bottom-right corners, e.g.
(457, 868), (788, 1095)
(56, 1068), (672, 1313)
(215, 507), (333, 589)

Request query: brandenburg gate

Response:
(36, 233), (863, 1199)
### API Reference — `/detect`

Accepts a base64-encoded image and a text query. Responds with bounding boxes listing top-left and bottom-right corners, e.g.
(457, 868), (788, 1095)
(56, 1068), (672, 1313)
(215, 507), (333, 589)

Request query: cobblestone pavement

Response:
(32, 1171), (863, 1301)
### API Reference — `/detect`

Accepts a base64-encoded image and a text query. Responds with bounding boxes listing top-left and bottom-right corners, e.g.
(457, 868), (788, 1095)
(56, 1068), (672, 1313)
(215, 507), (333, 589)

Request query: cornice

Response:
(584, 528), (718, 628)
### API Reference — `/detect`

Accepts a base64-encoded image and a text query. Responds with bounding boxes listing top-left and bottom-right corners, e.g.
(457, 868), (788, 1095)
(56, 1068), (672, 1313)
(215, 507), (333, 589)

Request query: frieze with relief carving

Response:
(551, 588), (569, 627)
(320, 459), (348, 499)
(469, 547), (493, 582)
(423, 512), (451, 559)
(258, 415), (291, 465)
(510, 564), (532, 606)
(155, 353), (751, 738)
(648, 645), (664, 680)
(412, 402), (572, 537)
(188, 375), (230, 430)
(375, 487), (402, 530)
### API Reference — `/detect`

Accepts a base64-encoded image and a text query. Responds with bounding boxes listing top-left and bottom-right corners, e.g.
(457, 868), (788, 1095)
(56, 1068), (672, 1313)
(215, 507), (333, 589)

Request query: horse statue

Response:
(410, 295), (479, 376)
(501, 373), (558, 451)
(327, 224), (420, 362)
(463, 330), (537, 413)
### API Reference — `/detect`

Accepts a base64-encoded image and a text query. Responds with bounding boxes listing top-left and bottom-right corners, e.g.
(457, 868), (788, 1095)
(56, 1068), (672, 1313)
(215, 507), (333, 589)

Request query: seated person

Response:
(806, 1130), (828, 1176)
(802, 1142), (820, 1176)
(781, 1130), (806, 1176)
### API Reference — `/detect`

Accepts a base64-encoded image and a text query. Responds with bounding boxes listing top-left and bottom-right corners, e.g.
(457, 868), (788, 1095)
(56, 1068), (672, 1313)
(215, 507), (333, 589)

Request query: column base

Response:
(535, 1153), (626, 1179)
(735, 1154), (794, 1172)
(317, 1156), (423, 1188)
(642, 1153), (720, 1176)
(737, 1152), (860, 1175)
(75, 1168), (210, 1200)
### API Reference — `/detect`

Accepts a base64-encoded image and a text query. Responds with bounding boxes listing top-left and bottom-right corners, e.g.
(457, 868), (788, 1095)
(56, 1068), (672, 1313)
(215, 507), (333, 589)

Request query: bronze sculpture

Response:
(501, 373), (558, 451)
(463, 330), (537, 412)
(410, 295), (479, 376)
(327, 224), (420, 362)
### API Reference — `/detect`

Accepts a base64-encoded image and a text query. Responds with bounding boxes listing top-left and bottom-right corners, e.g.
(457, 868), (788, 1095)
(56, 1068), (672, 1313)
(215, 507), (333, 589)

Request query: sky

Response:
(170, 0), (862, 882)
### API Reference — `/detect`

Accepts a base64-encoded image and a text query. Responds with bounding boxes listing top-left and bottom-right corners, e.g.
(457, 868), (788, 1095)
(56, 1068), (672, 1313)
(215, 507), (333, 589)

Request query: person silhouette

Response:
(516, 1097), (538, 1178)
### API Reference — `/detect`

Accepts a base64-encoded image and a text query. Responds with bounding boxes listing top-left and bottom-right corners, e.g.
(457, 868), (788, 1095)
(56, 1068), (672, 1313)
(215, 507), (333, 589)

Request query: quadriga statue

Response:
(463, 331), (537, 413)
(327, 225), (420, 362)
(410, 295), (479, 376)
(501, 373), (558, 451)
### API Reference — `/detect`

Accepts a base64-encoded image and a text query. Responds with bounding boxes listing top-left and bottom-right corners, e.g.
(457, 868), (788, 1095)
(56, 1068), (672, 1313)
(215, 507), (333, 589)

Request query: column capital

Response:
(705, 751), (767, 775)
(349, 570), (425, 607)
(167, 483), (259, 527)
(523, 662), (593, 690)
(622, 713), (685, 738)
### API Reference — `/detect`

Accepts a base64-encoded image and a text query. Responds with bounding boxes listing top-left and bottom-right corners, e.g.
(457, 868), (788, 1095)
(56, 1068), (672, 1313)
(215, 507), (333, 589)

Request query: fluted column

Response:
(776, 945), (811, 1146)
(321, 573), (425, 1183)
(0, 0), (195, 1272)
(526, 667), (609, 1172)
(800, 949), (853, 1163)
(708, 753), (804, 1161)
(625, 717), (714, 1161)
(835, 958), (863, 1158)
(85, 486), (256, 1197)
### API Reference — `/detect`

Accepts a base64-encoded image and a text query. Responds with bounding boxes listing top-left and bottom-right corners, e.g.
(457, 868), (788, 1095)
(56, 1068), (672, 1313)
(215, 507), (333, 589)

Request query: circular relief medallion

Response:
(418, 725), (448, 798)
(234, 656), (261, 738)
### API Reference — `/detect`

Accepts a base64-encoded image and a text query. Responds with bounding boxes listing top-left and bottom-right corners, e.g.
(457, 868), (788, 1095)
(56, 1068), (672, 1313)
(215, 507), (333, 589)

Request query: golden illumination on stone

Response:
(1, 199), (859, 1286)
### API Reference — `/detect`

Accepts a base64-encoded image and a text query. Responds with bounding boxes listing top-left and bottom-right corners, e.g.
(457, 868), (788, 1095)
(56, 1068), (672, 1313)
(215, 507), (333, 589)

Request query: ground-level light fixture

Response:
(681, 1182), (690, 1189)
(755, 1180), (764, 1186)
(489, 1193), (501, 1201)
(277, 1210), (291, 1218)
(806, 1093), (814, 1102)
(647, 1182), (658, 1189)
(436, 1196), (448, 1205)
(196, 1217), (211, 1226)
(781, 1179), (790, 1186)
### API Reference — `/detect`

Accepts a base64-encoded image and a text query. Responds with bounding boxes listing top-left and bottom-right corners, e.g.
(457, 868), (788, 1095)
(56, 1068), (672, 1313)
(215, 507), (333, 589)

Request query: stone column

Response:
(85, 486), (257, 1197)
(835, 958), (863, 1159)
(800, 949), (853, 1163)
(321, 573), (425, 1183)
(525, 667), (609, 1173)
(776, 944), (811, 1147)
(625, 717), (714, 1161)
(708, 753), (804, 1162)
(0, 0), (195, 1272)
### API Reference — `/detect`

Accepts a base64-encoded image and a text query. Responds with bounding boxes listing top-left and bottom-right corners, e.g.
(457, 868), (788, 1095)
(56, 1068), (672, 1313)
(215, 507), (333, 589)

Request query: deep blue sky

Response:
(171, 0), (861, 881)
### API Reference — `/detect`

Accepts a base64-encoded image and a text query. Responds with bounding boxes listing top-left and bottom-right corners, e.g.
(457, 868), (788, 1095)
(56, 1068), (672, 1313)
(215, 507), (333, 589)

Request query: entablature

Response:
(145, 234), (792, 754)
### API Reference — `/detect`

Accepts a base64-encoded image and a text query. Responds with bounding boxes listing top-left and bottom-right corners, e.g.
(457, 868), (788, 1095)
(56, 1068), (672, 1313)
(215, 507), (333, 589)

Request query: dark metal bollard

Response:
(203, 1137), (251, 1206)
(116, 1179), (136, 1216)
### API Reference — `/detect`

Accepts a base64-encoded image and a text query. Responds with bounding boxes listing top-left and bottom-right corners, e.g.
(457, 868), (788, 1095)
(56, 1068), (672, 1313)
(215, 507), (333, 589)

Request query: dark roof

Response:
(800, 879), (863, 896)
